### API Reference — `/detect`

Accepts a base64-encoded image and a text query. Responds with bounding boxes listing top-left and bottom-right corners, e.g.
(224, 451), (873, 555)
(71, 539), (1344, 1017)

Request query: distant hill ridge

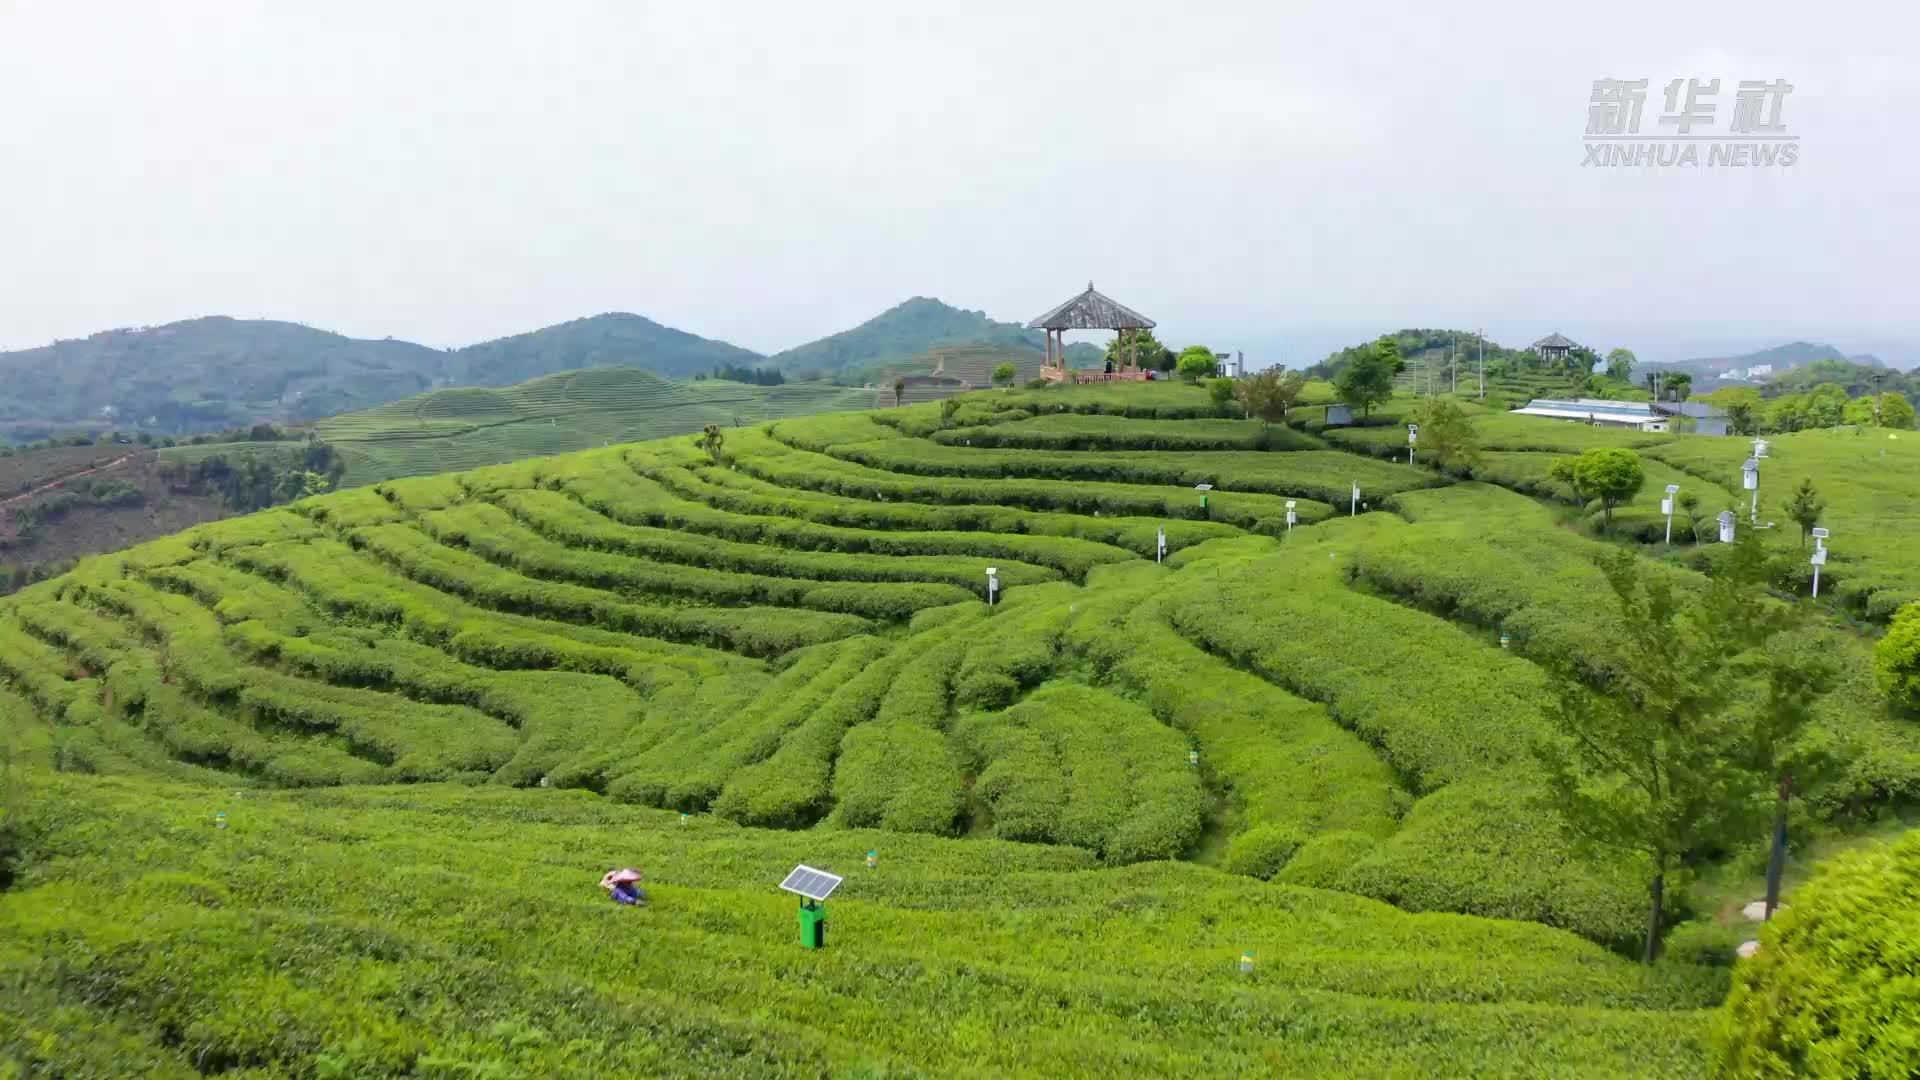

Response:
(0, 299), (1062, 440)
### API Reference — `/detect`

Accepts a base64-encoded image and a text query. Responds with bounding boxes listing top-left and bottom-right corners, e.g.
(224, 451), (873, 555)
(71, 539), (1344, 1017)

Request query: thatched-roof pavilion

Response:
(1027, 282), (1157, 376)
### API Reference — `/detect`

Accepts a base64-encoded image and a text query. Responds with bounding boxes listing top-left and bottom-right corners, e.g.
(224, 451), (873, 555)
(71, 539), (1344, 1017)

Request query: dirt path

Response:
(0, 454), (134, 510)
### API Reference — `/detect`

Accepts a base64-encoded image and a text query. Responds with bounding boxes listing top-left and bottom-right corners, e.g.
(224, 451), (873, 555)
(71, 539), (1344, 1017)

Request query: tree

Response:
(297, 471), (332, 499)
(1535, 538), (1832, 963)
(1803, 384), (1847, 428)
(1605, 348), (1637, 382)
(1782, 477), (1825, 547)
(991, 362), (1016, 388)
(1876, 601), (1920, 713)
(892, 377), (907, 407)
(1106, 329), (1171, 371)
(1234, 369), (1307, 428)
(1678, 489), (1702, 544)
(1704, 387), (1764, 435)
(1335, 342), (1398, 417)
(1548, 458), (1587, 507)
(1880, 390), (1915, 429)
(1207, 377), (1235, 414)
(940, 398), (960, 428)
(694, 424), (726, 465)
(1175, 346), (1218, 382)
(1563, 448), (1645, 525)
(1663, 372), (1693, 402)
(1566, 346), (1601, 381)
(1842, 390), (1915, 429)
(1408, 398), (1479, 470)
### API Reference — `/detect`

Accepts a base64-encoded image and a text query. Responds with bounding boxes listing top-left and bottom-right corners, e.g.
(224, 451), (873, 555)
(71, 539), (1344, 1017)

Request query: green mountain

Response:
(0, 317), (446, 439)
(769, 297), (1048, 375)
(449, 312), (764, 385)
(0, 301), (1116, 444)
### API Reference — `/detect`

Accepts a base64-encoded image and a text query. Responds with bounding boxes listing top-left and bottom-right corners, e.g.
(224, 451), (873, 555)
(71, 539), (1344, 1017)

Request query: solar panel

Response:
(778, 864), (844, 902)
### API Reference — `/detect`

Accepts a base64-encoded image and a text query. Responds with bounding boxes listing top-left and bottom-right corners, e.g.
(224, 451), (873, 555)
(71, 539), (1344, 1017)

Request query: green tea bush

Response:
(672, 462), (1252, 555)
(932, 414), (1323, 452)
(0, 773), (1724, 1077)
(820, 440), (1437, 506)
(350, 523), (870, 655)
(1162, 539), (1551, 790)
(957, 683), (1208, 861)
(564, 458), (1134, 578)
(726, 426), (1311, 526)
(413, 501), (971, 619)
(1877, 601), (1920, 712)
(1064, 563), (1403, 879)
(498, 487), (1060, 591)
(1713, 828), (1920, 1077)
(833, 616), (978, 833)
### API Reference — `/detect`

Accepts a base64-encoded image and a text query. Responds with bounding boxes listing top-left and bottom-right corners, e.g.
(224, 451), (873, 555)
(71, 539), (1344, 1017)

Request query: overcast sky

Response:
(2, 1), (1915, 366)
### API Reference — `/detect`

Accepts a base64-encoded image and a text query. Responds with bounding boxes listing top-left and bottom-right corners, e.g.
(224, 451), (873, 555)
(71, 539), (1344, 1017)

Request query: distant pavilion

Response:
(1531, 332), (1578, 365)
(1027, 282), (1158, 381)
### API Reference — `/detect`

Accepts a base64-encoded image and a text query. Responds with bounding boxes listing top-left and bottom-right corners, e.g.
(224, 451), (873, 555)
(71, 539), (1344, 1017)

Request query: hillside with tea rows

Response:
(4, 380), (1918, 1076)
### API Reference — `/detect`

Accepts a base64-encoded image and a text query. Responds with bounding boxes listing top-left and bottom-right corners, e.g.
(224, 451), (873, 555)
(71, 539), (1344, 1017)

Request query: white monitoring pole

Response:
(1742, 458), (1760, 525)
(985, 567), (998, 607)
(1661, 484), (1680, 545)
(1156, 525), (1167, 564)
(1285, 499), (1297, 533)
(1407, 423), (1418, 467)
(1350, 482), (1360, 517)
(1811, 527), (1830, 597)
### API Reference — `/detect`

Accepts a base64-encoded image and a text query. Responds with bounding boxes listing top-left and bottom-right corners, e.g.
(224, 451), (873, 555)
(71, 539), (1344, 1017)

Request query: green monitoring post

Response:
(779, 864), (844, 950)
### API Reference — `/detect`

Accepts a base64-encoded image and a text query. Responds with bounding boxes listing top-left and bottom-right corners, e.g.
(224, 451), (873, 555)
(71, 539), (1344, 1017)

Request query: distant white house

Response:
(1511, 398), (1670, 431)
(1746, 363), (1774, 379)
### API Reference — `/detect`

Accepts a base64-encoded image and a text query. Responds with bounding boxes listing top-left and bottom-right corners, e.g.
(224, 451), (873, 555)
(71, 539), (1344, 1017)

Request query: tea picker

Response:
(600, 867), (648, 906)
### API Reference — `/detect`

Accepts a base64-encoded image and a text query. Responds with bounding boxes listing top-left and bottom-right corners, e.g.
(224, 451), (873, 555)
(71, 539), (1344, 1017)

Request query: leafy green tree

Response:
(940, 398), (960, 428)
(1175, 346), (1218, 382)
(694, 424), (726, 465)
(1876, 601), (1920, 713)
(1678, 489), (1702, 544)
(892, 377), (907, 407)
(1106, 329), (1171, 371)
(1605, 348), (1636, 382)
(1536, 539), (1832, 963)
(1662, 372), (1693, 402)
(1565, 448), (1645, 525)
(1233, 369), (1307, 428)
(1782, 477), (1825, 547)
(1842, 390), (1916, 429)
(1335, 342), (1398, 417)
(1805, 384), (1848, 428)
(297, 471), (333, 499)
(1408, 397), (1479, 470)
(991, 363), (1016, 388)
(1206, 377), (1235, 414)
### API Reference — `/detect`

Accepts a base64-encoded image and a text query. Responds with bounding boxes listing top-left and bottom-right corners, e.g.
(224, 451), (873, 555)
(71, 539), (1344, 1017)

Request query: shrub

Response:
(1876, 601), (1920, 712)
(1713, 828), (1920, 1077)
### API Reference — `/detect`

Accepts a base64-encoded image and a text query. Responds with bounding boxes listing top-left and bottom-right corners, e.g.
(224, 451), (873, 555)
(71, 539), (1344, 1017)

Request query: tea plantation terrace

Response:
(4, 380), (1917, 1075)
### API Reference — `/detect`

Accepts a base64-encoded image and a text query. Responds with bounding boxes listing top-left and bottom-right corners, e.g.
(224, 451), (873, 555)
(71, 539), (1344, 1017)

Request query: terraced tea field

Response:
(4, 380), (1916, 1076)
(306, 367), (877, 486)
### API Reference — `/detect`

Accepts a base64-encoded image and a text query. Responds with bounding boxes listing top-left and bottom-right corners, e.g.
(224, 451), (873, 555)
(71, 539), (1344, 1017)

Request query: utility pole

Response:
(1477, 329), (1485, 398)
